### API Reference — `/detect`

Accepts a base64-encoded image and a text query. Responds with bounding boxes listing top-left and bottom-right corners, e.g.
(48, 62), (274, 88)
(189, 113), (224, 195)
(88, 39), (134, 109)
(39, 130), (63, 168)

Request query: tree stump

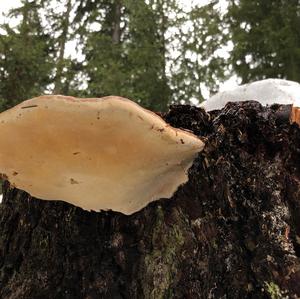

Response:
(0, 101), (299, 298)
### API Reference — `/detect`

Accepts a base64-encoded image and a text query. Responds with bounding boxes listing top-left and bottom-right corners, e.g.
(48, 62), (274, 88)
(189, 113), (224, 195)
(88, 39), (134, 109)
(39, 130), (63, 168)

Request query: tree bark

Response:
(0, 102), (300, 298)
(53, 0), (72, 94)
(112, 0), (122, 44)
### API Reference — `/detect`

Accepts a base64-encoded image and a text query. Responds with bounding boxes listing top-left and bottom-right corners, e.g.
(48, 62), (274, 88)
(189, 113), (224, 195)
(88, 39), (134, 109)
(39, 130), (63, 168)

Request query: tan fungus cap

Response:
(0, 95), (204, 214)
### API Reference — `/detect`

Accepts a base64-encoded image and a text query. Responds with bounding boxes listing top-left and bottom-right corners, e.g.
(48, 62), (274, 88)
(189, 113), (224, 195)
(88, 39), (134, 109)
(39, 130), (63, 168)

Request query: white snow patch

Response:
(201, 79), (300, 111)
(294, 97), (300, 108)
(0, 194), (2, 203)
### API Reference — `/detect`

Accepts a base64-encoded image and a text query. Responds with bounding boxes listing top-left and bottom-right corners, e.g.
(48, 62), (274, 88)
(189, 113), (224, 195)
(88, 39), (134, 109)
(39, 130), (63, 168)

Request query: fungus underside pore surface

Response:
(0, 101), (300, 298)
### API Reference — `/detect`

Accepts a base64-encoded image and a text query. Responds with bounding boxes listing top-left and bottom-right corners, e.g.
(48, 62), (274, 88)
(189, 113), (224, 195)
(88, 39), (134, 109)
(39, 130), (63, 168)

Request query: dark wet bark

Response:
(0, 101), (300, 299)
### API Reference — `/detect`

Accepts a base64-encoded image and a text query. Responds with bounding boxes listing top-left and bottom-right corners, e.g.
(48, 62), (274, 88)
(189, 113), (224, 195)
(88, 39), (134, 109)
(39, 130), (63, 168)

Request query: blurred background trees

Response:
(0, 0), (54, 109)
(227, 0), (300, 84)
(0, 0), (299, 112)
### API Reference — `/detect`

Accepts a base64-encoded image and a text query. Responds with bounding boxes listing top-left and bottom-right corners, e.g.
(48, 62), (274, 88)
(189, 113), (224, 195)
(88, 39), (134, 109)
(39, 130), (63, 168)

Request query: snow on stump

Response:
(202, 78), (300, 111)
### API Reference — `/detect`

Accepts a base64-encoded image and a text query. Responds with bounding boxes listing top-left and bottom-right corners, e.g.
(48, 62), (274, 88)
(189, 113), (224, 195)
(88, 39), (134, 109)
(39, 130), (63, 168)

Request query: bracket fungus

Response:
(291, 98), (300, 127)
(0, 95), (204, 214)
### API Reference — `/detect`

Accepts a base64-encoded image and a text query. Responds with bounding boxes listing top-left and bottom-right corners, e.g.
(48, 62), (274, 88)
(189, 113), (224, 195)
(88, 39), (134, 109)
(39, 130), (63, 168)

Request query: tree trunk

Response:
(53, 0), (72, 94)
(0, 102), (300, 298)
(112, 0), (122, 44)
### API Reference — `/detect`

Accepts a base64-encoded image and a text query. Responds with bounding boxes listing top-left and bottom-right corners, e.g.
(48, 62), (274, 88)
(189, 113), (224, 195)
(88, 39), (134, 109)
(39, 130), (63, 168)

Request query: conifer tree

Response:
(77, 0), (173, 110)
(78, 0), (227, 109)
(227, 0), (300, 83)
(0, 0), (229, 111)
(40, 0), (80, 95)
(0, 0), (54, 109)
(171, 0), (228, 103)
(52, 0), (73, 94)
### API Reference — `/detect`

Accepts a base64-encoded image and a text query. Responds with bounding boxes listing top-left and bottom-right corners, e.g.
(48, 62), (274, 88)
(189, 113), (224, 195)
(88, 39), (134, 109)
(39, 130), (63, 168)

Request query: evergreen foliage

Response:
(171, 0), (228, 103)
(75, 0), (228, 110)
(77, 0), (175, 111)
(0, 0), (54, 109)
(0, 0), (228, 111)
(1, 0), (300, 111)
(227, 0), (300, 83)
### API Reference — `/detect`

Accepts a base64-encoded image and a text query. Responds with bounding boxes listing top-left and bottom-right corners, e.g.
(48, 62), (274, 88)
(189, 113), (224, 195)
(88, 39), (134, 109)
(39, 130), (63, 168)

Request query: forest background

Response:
(0, 0), (300, 112)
